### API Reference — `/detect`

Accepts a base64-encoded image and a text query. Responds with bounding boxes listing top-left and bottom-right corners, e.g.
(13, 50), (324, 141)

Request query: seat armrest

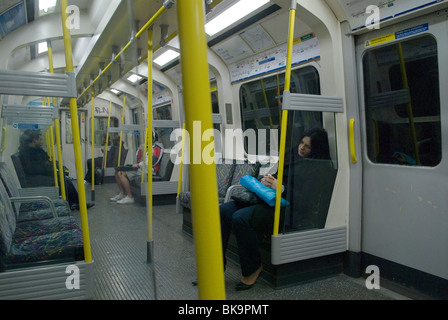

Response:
(9, 196), (58, 218)
(18, 187), (59, 200)
(224, 185), (246, 203)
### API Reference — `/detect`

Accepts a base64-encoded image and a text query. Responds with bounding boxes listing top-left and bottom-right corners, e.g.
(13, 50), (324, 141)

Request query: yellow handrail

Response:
(349, 119), (358, 163)
(260, 79), (274, 128)
(397, 42), (420, 165)
(91, 88), (95, 195)
(146, 26), (154, 243)
(273, 0), (296, 237)
(78, 3), (171, 100)
(177, 0), (225, 300)
(61, 0), (92, 263)
(1, 127), (7, 152)
(50, 126), (59, 187)
(177, 123), (187, 196)
(104, 102), (112, 169)
(45, 130), (51, 160)
(118, 95), (126, 166)
(141, 127), (148, 184)
(47, 40), (66, 199)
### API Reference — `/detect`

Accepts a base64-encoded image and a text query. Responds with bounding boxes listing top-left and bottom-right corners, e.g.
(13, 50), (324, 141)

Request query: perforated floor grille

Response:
(76, 184), (403, 300)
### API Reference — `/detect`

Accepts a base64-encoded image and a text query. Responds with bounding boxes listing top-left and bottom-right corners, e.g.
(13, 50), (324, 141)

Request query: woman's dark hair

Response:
(19, 130), (42, 153)
(302, 127), (330, 160)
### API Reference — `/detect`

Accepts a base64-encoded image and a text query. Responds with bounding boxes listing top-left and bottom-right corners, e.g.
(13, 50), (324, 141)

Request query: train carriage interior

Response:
(0, 0), (447, 301)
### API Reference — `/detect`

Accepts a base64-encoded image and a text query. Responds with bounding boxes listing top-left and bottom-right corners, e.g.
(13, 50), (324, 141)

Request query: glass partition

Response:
(280, 111), (337, 233)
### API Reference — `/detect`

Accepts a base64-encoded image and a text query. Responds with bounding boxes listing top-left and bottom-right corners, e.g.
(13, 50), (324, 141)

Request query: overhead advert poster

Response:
(338, 0), (446, 31)
(229, 33), (320, 83)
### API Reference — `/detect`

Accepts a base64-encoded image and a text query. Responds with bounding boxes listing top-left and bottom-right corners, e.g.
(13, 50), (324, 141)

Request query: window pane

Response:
(239, 66), (321, 156)
(154, 104), (172, 120)
(362, 36), (441, 167)
(92, 117), (119, 147)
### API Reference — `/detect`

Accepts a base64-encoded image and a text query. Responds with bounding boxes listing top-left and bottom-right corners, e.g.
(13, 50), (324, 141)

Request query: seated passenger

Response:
(110, 132), (163, 204)
(218, 128), (332, 290)
(18, 129), (94, 210)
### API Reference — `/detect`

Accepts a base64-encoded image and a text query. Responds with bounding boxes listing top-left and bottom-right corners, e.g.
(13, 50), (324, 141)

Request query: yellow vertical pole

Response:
(50, 126), (59, 187)
(60, 0), (92, 263)
(273, 0), (296, 237)
(177, 0), (225, 300)
(260, 79), (274, 128)
(54, 119), (66, 200)
(397, 43), (420, 165)
(91, 88), (95, 200)
(146, 26), (158, 300)
(103, 102), (112, 169)
(146, 27), (154, 243)
(47, 40), (66, 199)
(141, 127), (148, 184)
(46, 130), (51, 159)
(118, 95), (126, 165)
(176, 122), (186, 196)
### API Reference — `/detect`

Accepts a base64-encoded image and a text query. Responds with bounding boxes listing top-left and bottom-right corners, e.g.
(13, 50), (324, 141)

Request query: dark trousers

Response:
(220, 201), (261, 276)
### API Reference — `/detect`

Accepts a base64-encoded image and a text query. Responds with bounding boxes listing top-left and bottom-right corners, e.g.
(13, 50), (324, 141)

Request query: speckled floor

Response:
(76, 183), (409, 301)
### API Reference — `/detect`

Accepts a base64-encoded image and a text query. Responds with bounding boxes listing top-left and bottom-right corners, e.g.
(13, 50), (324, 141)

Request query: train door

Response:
(355, 12), (448, 290)
(61, 110), (87, 179)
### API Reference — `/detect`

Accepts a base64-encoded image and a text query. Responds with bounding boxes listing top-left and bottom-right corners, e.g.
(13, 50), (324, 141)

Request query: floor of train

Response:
(75, 182), (409, 300)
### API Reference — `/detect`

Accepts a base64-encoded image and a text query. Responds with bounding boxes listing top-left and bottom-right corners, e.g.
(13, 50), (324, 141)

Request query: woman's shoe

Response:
(235, 281), (255, 291)
(235, 269), (262, 291)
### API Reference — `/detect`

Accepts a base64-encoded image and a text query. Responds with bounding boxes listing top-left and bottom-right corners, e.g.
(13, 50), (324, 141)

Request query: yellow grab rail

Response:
(349, 119), (358, 163)
(78, 2), (173, 100)
(61, 0), (92, 263)
(47, 40), (66, 199)
(397, 43), (420, 165)
(104, 102), (112, 169)
(146, 26), (154, 242)
(118, 95), (126, 165)
(45, 130), (51, 160)
(50, 126), (59, 187)
(273, 0), (296, 237)
(177, 0), (225, 300)
(1, 127), (7, 152)
(91, 88), (95, 196)
(177, 123), (187, 196)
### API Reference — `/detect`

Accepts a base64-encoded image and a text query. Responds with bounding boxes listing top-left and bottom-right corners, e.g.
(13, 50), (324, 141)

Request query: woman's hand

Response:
(261, 174), (278, 190)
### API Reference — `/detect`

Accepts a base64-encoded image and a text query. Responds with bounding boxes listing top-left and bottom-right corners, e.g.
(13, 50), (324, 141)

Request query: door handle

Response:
(349, 119), (358, 164)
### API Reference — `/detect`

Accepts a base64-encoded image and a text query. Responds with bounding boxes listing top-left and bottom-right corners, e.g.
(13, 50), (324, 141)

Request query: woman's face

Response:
(32, 135), (43, 148)
(298, 136), (311, 158)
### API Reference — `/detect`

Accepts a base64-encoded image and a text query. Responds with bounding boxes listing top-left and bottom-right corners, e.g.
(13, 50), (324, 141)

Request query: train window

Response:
(154, 104), (173, 120)
(91, 117), (119, 147)
(239, 66), (320, 156)
(362, 36), (441, 167)
(154, 127), (175, 149)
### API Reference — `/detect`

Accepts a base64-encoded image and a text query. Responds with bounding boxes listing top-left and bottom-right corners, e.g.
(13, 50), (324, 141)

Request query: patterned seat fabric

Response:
(0, 162), (71, 222)
(0, 169), (83, 271)
(179, 161), (261, 210)
(230, 162), (261, 186)
(6, 229), (84, 265)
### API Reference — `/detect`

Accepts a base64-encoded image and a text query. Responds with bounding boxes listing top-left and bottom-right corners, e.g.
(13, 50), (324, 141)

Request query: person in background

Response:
(110, 131), (163, 204)
(18, 129), (94, 210)
(218, 128), (331, 291)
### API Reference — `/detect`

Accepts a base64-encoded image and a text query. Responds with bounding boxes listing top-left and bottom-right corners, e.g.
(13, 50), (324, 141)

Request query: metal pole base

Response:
(147, 240), (158, 299)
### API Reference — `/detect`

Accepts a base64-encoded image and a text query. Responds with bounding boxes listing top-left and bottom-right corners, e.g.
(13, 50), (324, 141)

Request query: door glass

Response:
(362, 36), (441, 167)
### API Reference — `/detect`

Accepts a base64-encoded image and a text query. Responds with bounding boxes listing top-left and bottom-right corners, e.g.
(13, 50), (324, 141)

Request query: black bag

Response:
(64, 178), (79, 207)
(231, 191), (260, 206)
